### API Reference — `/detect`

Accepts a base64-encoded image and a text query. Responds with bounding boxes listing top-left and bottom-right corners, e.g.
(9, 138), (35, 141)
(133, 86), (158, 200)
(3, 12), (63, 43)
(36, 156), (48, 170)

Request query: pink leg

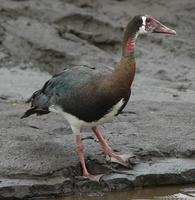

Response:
(92, 127), (134, 167)
(75, 135), (103, 182)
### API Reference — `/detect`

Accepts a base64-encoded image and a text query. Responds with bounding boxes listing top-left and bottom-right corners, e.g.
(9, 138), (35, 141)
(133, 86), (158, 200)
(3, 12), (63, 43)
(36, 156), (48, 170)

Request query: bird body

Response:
(21, 15), (176, 181)
(22, 58), (135, 129)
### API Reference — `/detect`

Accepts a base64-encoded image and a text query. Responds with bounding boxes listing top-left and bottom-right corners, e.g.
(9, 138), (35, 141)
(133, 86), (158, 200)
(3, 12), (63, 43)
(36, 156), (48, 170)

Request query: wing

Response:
(21, 65), (130, 122)
(21, 66), (102, 118)
(43, 66), (99, 97)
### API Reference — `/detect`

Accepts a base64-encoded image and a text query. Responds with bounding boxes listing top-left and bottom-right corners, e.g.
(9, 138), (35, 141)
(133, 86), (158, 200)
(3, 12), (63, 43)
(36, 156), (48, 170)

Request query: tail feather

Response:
(20, 107), (37, 119)
(21, 107), (50, 119)
(21, 90), (50, 119)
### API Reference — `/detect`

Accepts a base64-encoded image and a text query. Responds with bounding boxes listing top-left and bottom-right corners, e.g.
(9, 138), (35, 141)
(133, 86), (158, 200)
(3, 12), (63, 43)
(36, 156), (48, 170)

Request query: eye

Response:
(146, 18), (151, 23)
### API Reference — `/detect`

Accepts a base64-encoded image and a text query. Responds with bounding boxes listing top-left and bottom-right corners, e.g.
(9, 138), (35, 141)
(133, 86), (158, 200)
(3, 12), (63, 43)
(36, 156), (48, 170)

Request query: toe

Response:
(83, 174), (104, 182)
(106, 152), (136, 168)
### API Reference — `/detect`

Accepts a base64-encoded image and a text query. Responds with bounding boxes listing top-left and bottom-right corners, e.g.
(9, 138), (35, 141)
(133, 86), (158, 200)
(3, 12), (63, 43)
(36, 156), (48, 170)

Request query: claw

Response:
(106, 152), (136, 167)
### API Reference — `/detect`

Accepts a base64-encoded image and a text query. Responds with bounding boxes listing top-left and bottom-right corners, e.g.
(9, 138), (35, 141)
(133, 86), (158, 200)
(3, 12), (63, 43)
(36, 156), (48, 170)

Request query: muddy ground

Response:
(0, 0), (195, 199)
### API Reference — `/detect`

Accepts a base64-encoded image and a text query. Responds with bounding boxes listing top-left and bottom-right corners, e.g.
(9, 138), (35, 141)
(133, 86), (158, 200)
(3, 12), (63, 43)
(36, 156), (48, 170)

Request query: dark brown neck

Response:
(113, 56), (136, 88)
(111, 28), (138, 89)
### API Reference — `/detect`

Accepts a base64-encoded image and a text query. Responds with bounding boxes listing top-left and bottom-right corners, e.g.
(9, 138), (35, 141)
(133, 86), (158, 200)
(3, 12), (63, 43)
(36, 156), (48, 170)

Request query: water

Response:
(47, 185), (195, 200)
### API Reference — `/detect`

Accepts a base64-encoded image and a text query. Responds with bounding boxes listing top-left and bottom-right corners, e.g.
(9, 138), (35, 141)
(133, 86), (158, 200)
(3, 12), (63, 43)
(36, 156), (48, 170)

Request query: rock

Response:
(0, 156), (195, 199)
(0, 100), (195, 199)
(103, 158), (195, 188)
(0, 176), (72, 199)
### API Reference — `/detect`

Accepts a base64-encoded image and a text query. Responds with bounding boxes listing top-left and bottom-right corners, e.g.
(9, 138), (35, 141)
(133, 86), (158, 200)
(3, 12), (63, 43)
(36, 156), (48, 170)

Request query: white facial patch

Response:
(138, 16), (147, 34)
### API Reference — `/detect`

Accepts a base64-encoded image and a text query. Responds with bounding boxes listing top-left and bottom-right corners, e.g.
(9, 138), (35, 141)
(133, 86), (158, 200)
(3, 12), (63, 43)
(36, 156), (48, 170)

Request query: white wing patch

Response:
(138, 16), (147, 34)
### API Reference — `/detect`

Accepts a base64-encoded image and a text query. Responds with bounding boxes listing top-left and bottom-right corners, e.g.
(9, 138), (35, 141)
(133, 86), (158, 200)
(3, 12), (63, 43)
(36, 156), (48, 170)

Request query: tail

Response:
(21, 90), (50, 119)
(21, 107), (37, 119)
(20, 107), (50, 119)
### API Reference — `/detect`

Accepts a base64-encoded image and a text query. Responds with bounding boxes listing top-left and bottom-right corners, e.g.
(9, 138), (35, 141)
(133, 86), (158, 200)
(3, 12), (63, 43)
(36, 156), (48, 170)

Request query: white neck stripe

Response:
(138, 16), (147, 34)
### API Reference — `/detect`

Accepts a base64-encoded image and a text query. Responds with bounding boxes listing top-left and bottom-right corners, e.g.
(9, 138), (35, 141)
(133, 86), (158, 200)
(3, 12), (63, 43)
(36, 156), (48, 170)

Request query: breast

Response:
(82, 98), (125, 128)
(95, 98), (125, 125)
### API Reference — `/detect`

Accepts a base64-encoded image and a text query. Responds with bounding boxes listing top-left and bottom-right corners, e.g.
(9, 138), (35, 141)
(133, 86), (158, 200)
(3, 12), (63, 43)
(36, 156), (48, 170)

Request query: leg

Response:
(75, 134), (103, 182)
(92, 127), (135, 167)
(75, 135), (89, 177)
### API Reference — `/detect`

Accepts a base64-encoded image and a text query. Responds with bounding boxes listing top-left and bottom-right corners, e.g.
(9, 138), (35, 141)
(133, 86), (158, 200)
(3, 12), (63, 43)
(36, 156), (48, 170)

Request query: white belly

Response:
(49, 98), (124, 131)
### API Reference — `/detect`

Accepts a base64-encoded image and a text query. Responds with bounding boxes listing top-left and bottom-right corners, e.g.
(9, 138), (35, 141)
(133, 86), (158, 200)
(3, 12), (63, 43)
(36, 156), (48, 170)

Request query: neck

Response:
(111, 32), (137, 88)
(122, 33), (137, 58)
(110, 20), (139, 91)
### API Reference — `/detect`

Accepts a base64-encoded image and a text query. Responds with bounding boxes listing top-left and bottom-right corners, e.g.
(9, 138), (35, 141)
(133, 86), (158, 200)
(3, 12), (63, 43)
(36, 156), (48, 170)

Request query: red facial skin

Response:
(127, 37), (136, 53)
(145, 15), (176, 35)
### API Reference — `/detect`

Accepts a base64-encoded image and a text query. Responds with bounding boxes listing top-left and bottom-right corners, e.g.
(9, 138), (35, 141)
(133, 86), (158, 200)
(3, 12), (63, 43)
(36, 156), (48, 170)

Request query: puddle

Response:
(43, 184), (195, 200)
